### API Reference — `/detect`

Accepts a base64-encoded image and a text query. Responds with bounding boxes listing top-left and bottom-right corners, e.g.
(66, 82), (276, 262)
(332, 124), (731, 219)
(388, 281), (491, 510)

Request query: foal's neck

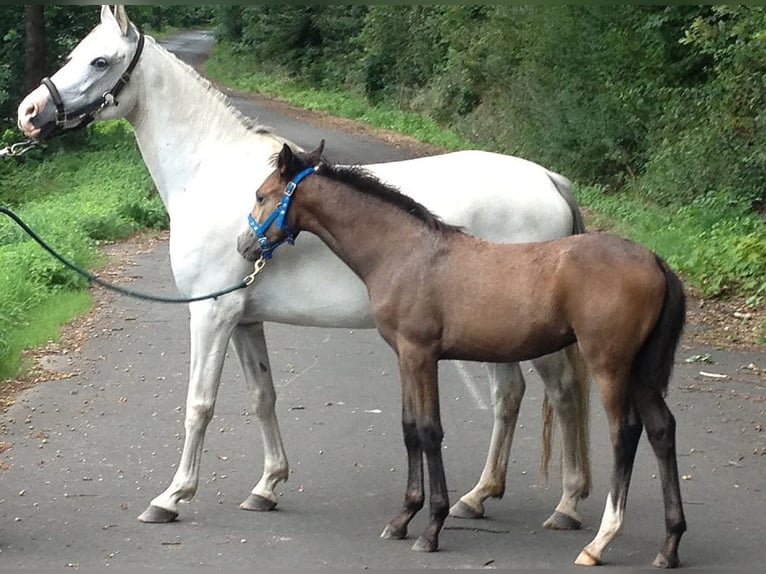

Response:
(297, 177), (444, 282)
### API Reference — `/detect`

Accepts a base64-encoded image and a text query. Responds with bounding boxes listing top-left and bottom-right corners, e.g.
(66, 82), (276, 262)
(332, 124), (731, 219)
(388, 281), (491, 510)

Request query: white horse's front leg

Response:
(138, 301), (240, 523)
(229, 322), (289, 511)
(450, 362), (525, 519)
(535, 345), (591, 530)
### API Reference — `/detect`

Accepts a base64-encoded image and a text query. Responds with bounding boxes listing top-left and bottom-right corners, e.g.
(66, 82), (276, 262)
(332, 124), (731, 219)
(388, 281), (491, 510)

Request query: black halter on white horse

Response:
(39, 32), (145, 140)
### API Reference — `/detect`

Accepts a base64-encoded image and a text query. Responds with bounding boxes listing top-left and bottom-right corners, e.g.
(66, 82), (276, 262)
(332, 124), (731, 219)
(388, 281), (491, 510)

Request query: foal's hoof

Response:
(652, 552), (679, 569)
(240, 494), (277, 512)
(449, 500), (484, 519)
(543, 510), (582, 530)
(380, 524), (407, 540)
(137, 505), (178, 523)
(411, 535), (438, 553)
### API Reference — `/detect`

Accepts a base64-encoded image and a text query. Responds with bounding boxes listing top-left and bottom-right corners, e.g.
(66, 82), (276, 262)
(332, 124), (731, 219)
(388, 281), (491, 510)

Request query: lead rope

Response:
(0, 206), (264, 303)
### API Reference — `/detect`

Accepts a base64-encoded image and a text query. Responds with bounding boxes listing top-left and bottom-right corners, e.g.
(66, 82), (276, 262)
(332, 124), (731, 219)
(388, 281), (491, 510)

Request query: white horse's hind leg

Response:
(450, 362), (525, 519)
(229, 323), (289, 511)
(533, 345), (591, 530)
(138, 302), (239, 523)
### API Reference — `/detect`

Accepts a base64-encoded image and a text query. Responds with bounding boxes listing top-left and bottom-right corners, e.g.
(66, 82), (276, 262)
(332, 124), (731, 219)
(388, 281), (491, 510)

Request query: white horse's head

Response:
(18, 5), (142, 140)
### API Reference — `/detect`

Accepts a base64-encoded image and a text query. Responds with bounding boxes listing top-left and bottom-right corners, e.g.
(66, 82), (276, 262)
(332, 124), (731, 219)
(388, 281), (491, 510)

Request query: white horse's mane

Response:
(147, 34), (293, 145)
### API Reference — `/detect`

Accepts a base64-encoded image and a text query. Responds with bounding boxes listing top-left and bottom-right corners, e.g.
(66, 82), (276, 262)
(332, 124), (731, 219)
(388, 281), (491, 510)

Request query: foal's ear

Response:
(277, 143), (296, 177)
(305, 139), (325, 167)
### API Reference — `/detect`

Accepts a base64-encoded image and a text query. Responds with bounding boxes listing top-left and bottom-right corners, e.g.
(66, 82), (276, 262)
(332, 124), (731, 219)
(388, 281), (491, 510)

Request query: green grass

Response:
(0, 120), (165, 383)
(576, 184), (766, 300)
(0, 290), (92, 381)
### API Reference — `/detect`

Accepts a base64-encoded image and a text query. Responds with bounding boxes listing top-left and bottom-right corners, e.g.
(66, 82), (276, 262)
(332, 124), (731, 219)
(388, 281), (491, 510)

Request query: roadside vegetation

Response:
(0, 124), (163, 380)
(0, 5), (763, 382)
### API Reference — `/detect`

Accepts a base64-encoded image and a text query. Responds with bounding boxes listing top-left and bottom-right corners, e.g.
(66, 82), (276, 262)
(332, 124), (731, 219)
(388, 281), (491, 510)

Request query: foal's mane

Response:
(316, 162), (463, 234)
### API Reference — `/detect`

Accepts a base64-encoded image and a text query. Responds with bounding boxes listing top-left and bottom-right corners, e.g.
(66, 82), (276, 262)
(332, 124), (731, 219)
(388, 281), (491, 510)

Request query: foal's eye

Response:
(91, 57), (109, 70)
(256, 194), (265, 205)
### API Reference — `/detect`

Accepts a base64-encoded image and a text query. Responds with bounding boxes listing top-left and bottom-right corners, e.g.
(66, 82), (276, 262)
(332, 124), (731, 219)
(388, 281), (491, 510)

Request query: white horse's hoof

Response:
(449, 499), (484, 519)
(574, 548), (601, 566)
(240, 494), (277, 512)
(543, 510), (582, 530)
(137, 505), (178, 523)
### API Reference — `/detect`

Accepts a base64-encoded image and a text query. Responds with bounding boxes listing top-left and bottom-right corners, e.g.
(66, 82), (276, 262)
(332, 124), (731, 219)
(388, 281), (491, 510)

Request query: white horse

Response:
(18, 5), (591, 533)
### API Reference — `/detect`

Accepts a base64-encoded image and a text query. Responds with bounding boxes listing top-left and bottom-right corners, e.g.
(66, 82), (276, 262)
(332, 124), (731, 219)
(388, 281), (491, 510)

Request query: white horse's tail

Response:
(546, 171), (586, 234)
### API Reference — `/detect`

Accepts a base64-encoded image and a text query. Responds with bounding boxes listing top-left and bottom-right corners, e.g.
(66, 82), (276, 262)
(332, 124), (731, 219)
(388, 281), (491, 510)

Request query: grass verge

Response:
(0, 121), (164, 383)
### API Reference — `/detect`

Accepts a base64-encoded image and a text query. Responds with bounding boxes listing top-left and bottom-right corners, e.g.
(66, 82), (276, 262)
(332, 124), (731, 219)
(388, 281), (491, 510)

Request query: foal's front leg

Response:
(138, 301), (240, 523)
(382, 346), (449, 552)
(229, 322), (289, 511)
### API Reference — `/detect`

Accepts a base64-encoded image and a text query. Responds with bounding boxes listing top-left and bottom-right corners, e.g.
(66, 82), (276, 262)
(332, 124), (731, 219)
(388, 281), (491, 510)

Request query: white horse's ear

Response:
(101, 5), (115, 25)
(114, 5), (132, 37)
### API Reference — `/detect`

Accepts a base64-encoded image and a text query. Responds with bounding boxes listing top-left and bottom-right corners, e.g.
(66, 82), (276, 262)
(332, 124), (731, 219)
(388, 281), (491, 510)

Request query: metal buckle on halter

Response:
(55, 108), (69, 127)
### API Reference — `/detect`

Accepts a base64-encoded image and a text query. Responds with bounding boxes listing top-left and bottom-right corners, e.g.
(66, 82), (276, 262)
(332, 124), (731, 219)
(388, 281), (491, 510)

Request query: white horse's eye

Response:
(256, 194), (265, 205)
(91, 57), (109, 70)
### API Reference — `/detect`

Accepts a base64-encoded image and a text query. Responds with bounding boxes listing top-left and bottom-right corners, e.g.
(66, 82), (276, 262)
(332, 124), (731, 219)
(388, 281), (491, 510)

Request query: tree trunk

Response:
(24, 5), (46, 94)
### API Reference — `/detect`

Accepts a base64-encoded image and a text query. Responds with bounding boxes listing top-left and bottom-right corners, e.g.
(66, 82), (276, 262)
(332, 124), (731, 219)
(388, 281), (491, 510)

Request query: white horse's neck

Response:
(124, 37), (280, 212)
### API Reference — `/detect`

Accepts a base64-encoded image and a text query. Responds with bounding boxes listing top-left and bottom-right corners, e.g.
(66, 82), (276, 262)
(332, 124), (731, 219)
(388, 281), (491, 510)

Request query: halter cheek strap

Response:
(247, 166), (317, 259)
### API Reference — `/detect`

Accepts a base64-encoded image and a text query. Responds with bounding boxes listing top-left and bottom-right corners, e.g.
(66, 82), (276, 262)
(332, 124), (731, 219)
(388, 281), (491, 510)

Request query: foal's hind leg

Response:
(534, 346), (591, 531)
(450, 362), (525, 519)
(229, 323), (289, 512)
(634, 387), (686, 568)
(576, 374), (642, 566)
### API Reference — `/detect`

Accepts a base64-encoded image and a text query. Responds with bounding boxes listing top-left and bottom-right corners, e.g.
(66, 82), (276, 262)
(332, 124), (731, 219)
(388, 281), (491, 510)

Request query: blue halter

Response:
(247, 166), (316, 259)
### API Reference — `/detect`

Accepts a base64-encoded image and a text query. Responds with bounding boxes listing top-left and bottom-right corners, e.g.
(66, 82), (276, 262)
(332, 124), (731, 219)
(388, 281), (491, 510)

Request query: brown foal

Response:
(237, 141), (687, 567)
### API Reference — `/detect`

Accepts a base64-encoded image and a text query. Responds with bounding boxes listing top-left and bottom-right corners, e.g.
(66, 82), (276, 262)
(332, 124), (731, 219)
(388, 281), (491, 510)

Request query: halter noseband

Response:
(247, 166), (317, 259)
(39, 32), (145, 140)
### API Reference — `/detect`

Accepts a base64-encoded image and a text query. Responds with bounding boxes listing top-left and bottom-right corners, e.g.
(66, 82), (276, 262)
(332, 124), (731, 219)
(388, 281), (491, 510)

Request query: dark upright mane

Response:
(316, 162), (463, 234)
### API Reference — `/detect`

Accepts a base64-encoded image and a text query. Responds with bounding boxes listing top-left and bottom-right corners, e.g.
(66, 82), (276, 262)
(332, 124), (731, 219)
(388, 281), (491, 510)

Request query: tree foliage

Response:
(213, 4), (765, 211)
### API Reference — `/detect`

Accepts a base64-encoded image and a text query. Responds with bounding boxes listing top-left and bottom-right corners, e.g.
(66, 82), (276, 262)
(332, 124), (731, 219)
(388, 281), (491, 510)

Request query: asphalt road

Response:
(1, 30), (764, 570)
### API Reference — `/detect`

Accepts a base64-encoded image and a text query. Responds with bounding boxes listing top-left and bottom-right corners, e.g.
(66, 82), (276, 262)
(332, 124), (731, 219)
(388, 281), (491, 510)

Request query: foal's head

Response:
(237, 140), (324, 262)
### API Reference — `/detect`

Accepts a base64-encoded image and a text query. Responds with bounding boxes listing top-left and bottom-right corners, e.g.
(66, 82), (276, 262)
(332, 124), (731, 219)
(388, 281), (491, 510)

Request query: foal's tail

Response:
(631, 256), (686, 393)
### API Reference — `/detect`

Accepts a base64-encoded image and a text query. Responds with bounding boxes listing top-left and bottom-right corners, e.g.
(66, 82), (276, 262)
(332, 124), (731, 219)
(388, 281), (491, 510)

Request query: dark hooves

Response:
(411, 535), (438, 553)
(137, 505), (179, 523)
(543, 510), (582, 530)
(240, 493), (277, 512)
(448, 500), (484, 519)
(652, 552), (680, 569)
